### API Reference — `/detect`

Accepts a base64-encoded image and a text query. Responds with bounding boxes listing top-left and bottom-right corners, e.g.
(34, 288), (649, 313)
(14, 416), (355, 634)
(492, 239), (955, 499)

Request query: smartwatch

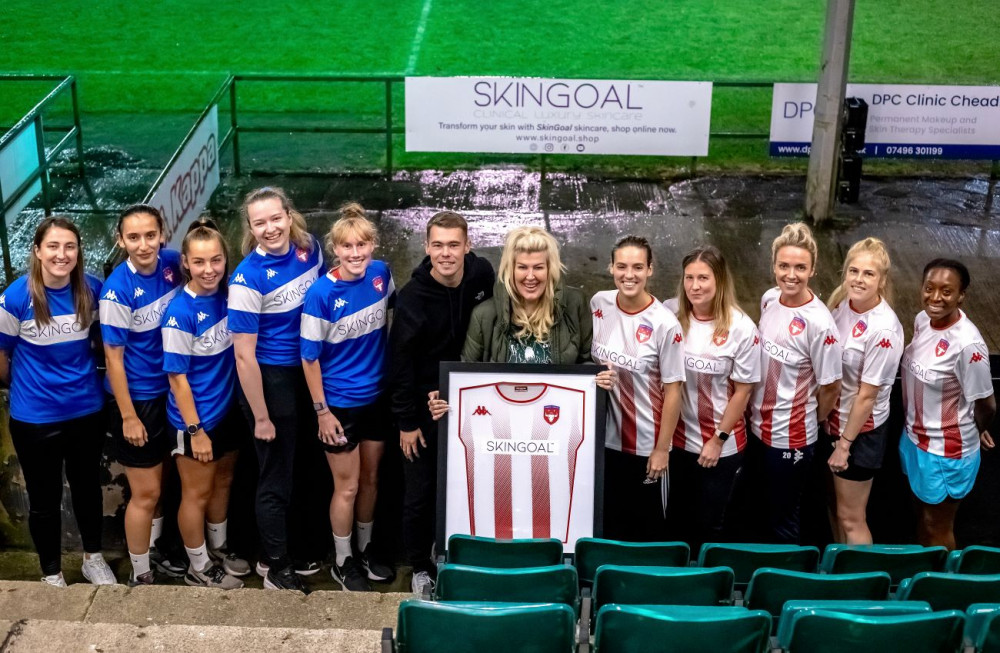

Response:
(313, 401), (328, 413)
(186, 422), (203, 436)
(716, 429), (731, 442)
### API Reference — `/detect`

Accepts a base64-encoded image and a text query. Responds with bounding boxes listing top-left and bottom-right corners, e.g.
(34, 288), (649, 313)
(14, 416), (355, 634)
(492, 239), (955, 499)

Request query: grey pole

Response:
(805, 0), (856, 224)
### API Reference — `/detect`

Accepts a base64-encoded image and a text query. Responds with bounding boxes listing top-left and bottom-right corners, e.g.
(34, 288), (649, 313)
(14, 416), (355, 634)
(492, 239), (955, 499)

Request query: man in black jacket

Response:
(388, 210), (495, 595)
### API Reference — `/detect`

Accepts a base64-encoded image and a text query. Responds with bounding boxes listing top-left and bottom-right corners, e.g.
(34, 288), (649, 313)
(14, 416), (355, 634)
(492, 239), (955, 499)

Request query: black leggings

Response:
(666, 447), (743, 553)
(9, 411), (106, 576)
(603, 448), (668, 542)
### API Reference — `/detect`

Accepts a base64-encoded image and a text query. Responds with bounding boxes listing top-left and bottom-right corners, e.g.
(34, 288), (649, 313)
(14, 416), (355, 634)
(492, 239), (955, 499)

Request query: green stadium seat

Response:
(592, 565), (735, 612)
(446, 534), (565, 568)
(776, 600), (933, 649)
(743, 568), (890, 628)
(433, 564), (579, 612)
(782, 608), (965, 653)
(574, 538), (689, 587)
(819, 544), (947, 586)
(390, 599), (577, 653)
(965, 604), (1000, 653)
(697, 543), (819, 589)
(946, 546), (1000, 574)
(593, 604), (771, 653)
(896, 572), (1000, 612)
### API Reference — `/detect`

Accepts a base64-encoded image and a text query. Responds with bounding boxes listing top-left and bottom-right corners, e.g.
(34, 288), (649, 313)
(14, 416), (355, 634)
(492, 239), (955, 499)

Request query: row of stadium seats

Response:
(384, 600), (1000, 652)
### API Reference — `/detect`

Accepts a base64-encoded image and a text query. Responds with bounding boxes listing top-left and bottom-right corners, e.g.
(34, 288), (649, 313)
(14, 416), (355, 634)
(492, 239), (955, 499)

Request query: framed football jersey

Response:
(437, 363), (607, 553)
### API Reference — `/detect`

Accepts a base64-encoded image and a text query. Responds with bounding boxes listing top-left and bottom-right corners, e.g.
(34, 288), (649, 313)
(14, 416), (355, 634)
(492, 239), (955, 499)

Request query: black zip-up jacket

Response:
(388, 252), (495, 432)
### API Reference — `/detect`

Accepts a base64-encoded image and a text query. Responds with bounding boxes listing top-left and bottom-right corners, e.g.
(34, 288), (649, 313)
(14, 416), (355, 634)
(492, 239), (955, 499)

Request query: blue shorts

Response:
(898, 430), (980, 504)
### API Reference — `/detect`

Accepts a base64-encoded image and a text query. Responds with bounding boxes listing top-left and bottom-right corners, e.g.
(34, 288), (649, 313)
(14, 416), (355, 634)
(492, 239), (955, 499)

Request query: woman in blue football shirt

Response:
(161, 220), (245, 590)
(0, 217), (115, 586)
(301, 203), (395, 592)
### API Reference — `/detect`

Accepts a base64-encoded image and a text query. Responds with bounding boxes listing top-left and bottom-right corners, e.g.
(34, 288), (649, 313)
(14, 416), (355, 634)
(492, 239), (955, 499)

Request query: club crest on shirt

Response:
(373, 276), (384, 294)
(543, 405), (560, 425)
(789, 316), (806, 336)
(636, 323), (653, 343)
(713, 331), (729, 347)
(163, 267), (175, 284)
(935, 339), (949, 357)
(296, 248), (309, 262)
(852, 320), (867, 338)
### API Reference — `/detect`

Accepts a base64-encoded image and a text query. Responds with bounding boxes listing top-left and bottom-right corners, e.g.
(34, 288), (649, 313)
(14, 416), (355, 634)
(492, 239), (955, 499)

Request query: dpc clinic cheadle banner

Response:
(405, 77), (712, 156)
(771, 83), (1000, 159)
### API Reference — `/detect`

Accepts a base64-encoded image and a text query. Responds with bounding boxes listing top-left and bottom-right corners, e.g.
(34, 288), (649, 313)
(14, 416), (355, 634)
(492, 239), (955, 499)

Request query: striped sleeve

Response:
(299, 287), (328, 362)
(162, 314), (195, 374)
(0, 301), (19, 351)
(227, 282), (263, 334)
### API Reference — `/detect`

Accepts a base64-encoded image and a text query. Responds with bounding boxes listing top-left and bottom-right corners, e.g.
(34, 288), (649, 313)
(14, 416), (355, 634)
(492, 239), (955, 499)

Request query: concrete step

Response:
(0, 619), (383, 652)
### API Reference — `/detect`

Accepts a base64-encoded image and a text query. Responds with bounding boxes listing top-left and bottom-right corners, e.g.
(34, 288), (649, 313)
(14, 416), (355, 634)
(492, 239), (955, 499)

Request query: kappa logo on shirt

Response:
(266, 269), (277, 280)
(296, 248), (309, 262)
(197, 312), (209, 323)
(0, 295), (6, 307)
(753, 335), (759, 346)
(593, 309), (604, 319)
(163, 267), (175, 284)
(713, 331), (729, 347)
(373, 276), (384, 294)
(789, 316), (806, 336)
(852, 320), (867, 338)
(636, 324), (653, 343)
(935, 339), (949, 357)
(134, 287), (145, 299)
(103, 290), (118, 302)
(970, 352), (985, 363)
(472, 406), (491, 416)
(166, 317), (179, 328)
(233, 274), (247, 285)
(877, 339), (893, 349)
(672, 333), (683, 344)
(543, 405), (560, 425)
(824, 335), (838, 346)
(334, 298), (348, 309)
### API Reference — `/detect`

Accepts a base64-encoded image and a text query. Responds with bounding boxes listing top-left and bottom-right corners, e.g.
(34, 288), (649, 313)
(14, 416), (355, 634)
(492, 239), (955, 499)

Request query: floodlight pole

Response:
(805, 0), (856, 224)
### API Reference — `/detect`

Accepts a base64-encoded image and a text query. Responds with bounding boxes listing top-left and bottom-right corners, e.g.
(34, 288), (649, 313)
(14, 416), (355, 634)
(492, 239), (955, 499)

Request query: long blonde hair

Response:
(29, 217), (93, 328)
(827, 237), (893, 309)
(498, 226), (564, 342)
(675, 245), (744, 339)
(239, 186), (313, 256)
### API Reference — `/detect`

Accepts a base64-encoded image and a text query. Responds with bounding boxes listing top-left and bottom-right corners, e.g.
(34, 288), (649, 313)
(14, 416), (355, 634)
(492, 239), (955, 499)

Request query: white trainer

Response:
(81, 553), (118, 585)
(41, 572), (67, 587)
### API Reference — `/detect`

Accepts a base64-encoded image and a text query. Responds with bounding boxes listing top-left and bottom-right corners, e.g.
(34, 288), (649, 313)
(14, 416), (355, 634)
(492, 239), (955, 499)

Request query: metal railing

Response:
(0, 74), (85, 280)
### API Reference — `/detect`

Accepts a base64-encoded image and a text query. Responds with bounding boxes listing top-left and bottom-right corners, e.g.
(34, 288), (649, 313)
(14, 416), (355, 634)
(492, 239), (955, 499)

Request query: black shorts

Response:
(820, 420), (889, 482)
(171, 404), (247, 460)
(322, 393), (393, 454)
(107, 394), (172, 468)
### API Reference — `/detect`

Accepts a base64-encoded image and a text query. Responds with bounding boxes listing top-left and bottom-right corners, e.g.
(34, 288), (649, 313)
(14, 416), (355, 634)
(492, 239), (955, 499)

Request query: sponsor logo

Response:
(789, 316), (806, 336)
(852, 320), (867, 338)
(296, 248), (308, 262)
(233, 274), (247, 285)
(166, 317), (179, 328)
(935, 339), (949, 357)
(543, 405), (560, 425)
(672, 333), (683, 344)
(485, 439), (558, 455)
(753, 335), (759, 346)
(636, 324), (652, 343)
(824, 335), (838, 346)
(713, 331), (729, 347)
(593, 309), (604, 319)
(103, 290), (118, 302)
(970, 352), (985, 363)
(793, 450), (804, 464)
(266, 269), (277, 280)
(877, 339), (893, 349)
(514, 385), (528, 392)
(472, 406), (491, 416)
(334, 298), (348, 310)
(373, 276), (384, 294)
(134, 287), (145, 299)
(197, 311), (209, 323)
(163, 267), (175, 284)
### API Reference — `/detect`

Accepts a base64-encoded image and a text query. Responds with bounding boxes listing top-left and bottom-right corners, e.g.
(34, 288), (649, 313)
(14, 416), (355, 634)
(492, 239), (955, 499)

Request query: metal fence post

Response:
(0, 173), (9, 283)
(230, 79), (241, 175)
(70, 77), (85, 177)
(385, 80), (394, 178)
(33, 115), (52, 216)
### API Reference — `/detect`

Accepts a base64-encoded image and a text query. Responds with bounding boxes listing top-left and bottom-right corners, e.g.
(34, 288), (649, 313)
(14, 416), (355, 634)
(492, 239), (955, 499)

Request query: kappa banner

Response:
(406, 77), (712, 156)
(770, 83), (1000, 159)
(148, 104), (220, 247)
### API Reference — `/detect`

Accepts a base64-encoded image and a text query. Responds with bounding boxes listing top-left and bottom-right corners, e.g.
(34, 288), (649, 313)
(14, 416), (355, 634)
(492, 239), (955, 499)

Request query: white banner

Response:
(406, 77), (712, 156)
(149, 104), (220, 247)
(0, 123), (43, 226)
(770, 83), (1000, 158)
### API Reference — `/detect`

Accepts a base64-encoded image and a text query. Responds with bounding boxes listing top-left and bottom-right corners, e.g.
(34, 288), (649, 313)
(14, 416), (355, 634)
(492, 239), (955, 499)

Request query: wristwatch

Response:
(313, 401), (328, 413)
(186, 422), (203, 436)
(716, 429), (731, 442)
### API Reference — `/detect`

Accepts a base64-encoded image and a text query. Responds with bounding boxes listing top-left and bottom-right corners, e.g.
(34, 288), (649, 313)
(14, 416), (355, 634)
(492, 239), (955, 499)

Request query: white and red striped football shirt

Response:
(749, 287), (843, 449)
(902, 310), (993, 459)
(663, 299), (761, 457)
(456, 382), (586, 542)
(826, 298), (904, 437)
(591, 290), (685, 456)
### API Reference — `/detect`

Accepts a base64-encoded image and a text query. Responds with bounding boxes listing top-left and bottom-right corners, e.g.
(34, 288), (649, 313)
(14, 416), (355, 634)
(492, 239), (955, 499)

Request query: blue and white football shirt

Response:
(162, 287), (235, 431)
(228, 237), (322, 366)
(99, 250), (182, 398)
(0, 275), (104, 423)
(300, 261), (395, 407)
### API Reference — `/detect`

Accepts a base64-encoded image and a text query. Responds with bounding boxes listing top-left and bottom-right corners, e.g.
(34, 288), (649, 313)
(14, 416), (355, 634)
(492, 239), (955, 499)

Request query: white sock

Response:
(150, 517), (164, 547)
(355, 521), (374, 553)
(206, 520), (227, 550)
(84, 552), (103, 562)
(130, 550), (151, 577)
(185, 543), (211, 572)
(334, 533), (353, 566)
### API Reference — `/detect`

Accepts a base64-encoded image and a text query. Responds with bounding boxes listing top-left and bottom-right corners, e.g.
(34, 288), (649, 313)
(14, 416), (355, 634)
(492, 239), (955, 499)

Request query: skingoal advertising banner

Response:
(406, 76), (712, 156)
(771, 83), (1000, 159)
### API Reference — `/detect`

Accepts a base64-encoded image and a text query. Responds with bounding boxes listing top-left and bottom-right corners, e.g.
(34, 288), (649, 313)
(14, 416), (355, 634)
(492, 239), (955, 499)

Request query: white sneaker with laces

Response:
(411, 570), (434, 597)
(41, 572), (67, 587)
(81, 553), (118, 585)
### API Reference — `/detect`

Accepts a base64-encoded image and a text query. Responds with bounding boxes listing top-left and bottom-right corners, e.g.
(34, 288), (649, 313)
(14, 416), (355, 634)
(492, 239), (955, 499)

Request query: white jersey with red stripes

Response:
(826, 298), (904, 437)
(902, 310), (993, 459)
(456, 382), (586, 542)
(749, 287), (843, 449)
(663, 299), (761, 457)
(591, 290), (685, 456)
